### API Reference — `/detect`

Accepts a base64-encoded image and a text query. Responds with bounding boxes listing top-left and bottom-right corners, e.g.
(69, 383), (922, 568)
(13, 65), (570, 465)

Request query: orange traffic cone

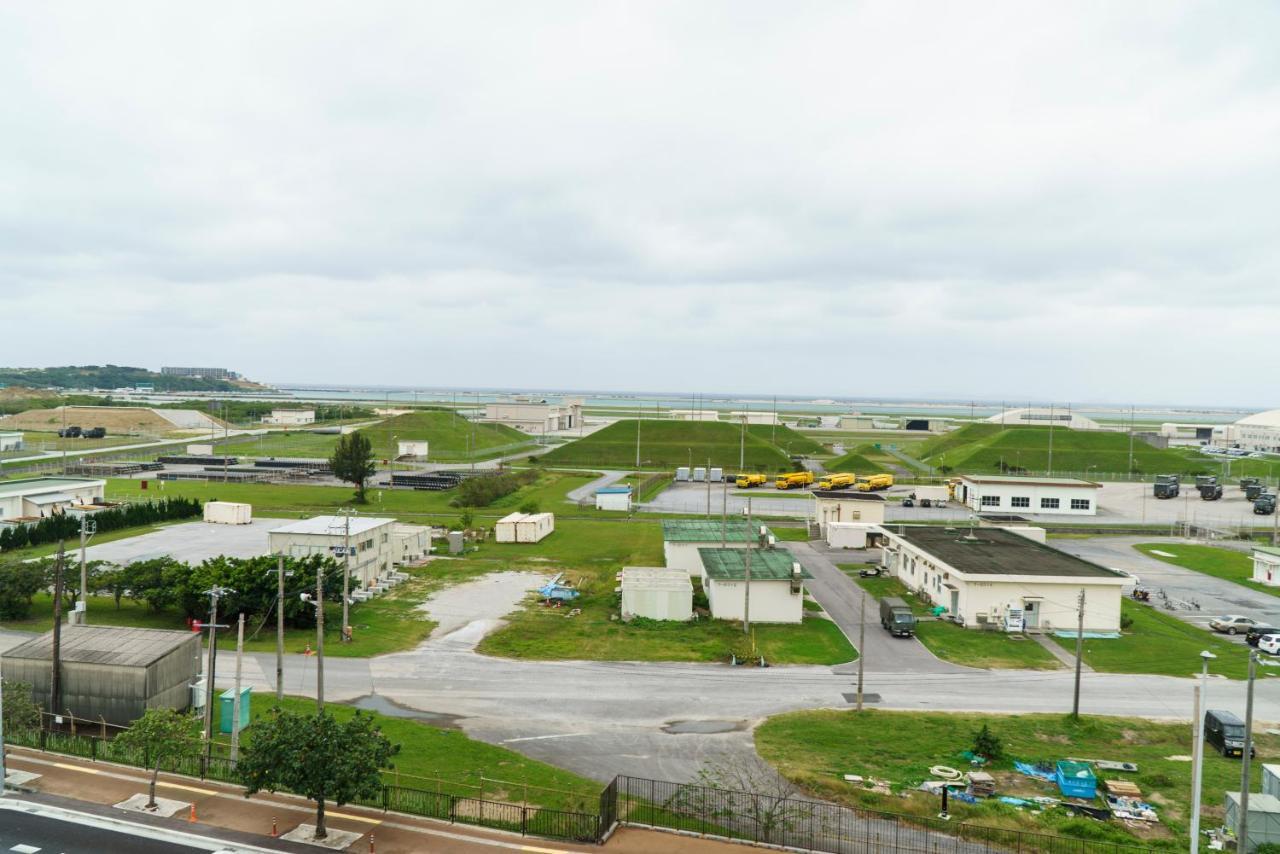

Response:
(368, 831), (375, 853)
(271, 816), (278, 837)
(188, 803), (197, 823)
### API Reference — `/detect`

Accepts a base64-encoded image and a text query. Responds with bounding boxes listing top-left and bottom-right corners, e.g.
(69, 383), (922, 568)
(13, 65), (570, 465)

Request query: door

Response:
(1023, 600), (1039, 628)
(949, 589), (959, 617)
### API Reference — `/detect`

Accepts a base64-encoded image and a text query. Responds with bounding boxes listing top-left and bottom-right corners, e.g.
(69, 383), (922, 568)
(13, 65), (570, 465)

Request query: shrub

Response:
(972, 723), (1003, 760)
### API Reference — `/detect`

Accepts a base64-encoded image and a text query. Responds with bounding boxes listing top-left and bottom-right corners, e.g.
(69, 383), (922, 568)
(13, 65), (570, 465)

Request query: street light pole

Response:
(1190, 650), (1216, 852)
(276, 555), (285, 701)
(1240, 650), (1258, 850)
(743, 498), (753, 636)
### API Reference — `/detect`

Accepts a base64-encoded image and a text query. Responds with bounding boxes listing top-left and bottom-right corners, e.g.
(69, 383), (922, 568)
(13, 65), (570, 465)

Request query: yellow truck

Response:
(775, 471), (815, 490)
(817, 472), (855, 490)
(855, 473), (894, 492)
(735, 473), (768, 488)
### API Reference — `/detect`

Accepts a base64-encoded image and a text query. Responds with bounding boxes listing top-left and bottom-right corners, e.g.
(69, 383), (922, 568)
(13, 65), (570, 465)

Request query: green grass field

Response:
(917, 424), (1218, 478)
(476, 520), (855, 665)
(1053, 599), (1266, 680)
(756, 709), (1280, 850)
(822, 449), (887, 475)
(849, 573), (1059, 669)
(357, 410), (535, 461)
(215, 431), (341, 458)
(540, 420), (817, 471)
(1134, 542), (1280, 599)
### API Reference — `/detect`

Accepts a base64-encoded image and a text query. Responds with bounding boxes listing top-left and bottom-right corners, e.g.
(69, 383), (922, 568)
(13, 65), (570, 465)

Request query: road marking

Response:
(53, 763), (98, 774)
(326, 810), (380, 825)
(520, 846), (570, 853)
(156, 781), (217, 796)
(1150, 549), (1177, 557)
(11, 845), (42, 854)
(500, 733), (590, 744)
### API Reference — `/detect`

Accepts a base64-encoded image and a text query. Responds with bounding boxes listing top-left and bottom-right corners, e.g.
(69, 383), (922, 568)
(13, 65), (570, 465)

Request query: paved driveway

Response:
(81, 519), (286, 564)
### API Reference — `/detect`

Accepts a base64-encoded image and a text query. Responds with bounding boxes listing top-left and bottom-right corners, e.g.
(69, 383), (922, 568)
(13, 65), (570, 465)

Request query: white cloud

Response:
(1, 1), (1278, 405)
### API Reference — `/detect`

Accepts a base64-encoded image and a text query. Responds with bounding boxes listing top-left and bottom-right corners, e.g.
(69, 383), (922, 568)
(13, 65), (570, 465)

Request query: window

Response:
(980, 495), (1000, 507)
(1071, 498), (1091, 510)
(1040, 498), (1060, 509)
(1010, 496), (1030, 508)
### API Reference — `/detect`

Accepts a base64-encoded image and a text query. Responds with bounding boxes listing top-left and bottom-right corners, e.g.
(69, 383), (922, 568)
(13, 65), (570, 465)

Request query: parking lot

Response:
(81, 518), (285, 564)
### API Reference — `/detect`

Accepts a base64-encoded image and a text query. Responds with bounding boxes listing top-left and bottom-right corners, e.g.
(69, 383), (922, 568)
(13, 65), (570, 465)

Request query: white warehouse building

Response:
(0, 431), (24, 452)
(955, 475), (1101, 516)
(268, 515), (396, 588)
(483, 397), (582, 434)
(1221, 409), (1280, 454)
(881, 525), (1127, 632)
(697, 548), (810, 624)
(262, 409), (316, 426)
(0, 477), (107, 522)
(669, 410), (720, 422)
(620, 567), (693, 621)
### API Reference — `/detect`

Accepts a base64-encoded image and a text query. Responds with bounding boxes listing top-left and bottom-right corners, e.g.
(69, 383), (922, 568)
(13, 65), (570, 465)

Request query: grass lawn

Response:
(540, 420), (809, 471)
(848, 572), (1060, 670)
(476, 520), (855, 665)
(822, 450), (887, 474)
(211, 696), (600, 810)
(1053, 599), (1267, 680)
(756, 709), (1280, 851)
(769, 526), (810, 541)
(357, 410), (534, 461)
(1134, 542), (1278, 598)
(216, 431), (340, 459)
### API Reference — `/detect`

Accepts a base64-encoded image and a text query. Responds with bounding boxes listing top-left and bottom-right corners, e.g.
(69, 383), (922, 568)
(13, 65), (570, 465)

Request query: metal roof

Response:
(269, 515), (395, 536)
(663, 519), (760, 543)
(0, 477), (105, 499)
(811, 490), (887, 501)
(887, 525), (1123, 579)
(697, 548), (812, 581)
(959, 475), (1101, 489)
(596, 486), (632, 494)
(1254, 546), (1280, 559)
(621, 567), (693, 592)
(1, 626), (195, 668)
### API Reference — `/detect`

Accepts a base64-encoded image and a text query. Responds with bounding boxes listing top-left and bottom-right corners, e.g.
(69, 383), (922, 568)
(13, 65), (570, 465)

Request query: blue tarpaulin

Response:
(1053, 631), (1121, 639)
(1014, 761), (1056, 782)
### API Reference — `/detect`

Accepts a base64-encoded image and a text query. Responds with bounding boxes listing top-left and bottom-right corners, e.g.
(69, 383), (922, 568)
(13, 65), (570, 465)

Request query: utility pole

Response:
(200, 586), (233, 756)
(705, 456), (712, 517)
(1072, 588), (1085, 718)
(50, 543), (66, 716)
(1127, 405), (1135, 475)
(341, 509), (352, 642)
(1047, 403), (1055, 476)
(856, 593), (865, 712)
(743, 498), (753, 636)
(276, 555), (285, 701)
(634, 407), (641, 469)
(0, 666), (6, 799)
(316, 556), (325, 712)
(721, 477), (727, 547)
(1240, 651), (1258, 850)
(1190, 650), (1216, 852)
(77, 515), (95, 625)
(230, 613), (245, 762)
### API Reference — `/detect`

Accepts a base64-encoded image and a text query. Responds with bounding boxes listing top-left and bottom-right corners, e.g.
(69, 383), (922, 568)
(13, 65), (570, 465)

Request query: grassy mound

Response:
(358, 409), (532, 460)
(822, 449), (887, 474)
(541, 420), (802, 471)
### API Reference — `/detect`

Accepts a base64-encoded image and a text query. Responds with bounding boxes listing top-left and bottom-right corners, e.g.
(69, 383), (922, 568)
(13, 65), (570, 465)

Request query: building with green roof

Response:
(662, 519), (773, 576)
(696, 547), (808, 624)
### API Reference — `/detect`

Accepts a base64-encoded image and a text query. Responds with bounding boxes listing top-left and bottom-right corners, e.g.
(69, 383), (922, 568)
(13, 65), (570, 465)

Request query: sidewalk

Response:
(4, 748), (743, 853)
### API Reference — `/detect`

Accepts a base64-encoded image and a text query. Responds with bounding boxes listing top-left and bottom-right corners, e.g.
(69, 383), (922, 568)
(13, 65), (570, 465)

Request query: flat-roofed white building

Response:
(880, 525), (1126, 632)
(392, 524), (431, 563)
(729, 411), (780, 426)
(812, 491), (886, 538)
(397, 440), (429, 458)
(669, 410), (719, 422)
(268, 515), (396, 588)
(0, 431), (24, 452)
(697, 548), (810, 624)
(262, 409), (316, 426)
(482, 397), (582, 434)
(620, 567), (693, 621)
(956, 475), (1101, 516)
(494, 512), (555, 543)
(1253, 546), (1280, 587)
(1222, 410), (1280, 454)
(662, 519), (767, 576)
(595, 485), (632, 512)
(0, 477), (107, 521)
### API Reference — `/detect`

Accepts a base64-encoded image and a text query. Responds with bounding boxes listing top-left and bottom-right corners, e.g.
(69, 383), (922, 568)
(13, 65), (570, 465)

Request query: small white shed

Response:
(621, 567), (693, 621)
(1253, 547), (1280, 588)
(187, 443), (214, 455)
(397, 440), (429, 458)
(204, 501), (252, 525)
(827, 522), (879, 550)
(595, 486), (632, 511)
(1225, 792), (1280, 852)
(495, 512), (555, 543)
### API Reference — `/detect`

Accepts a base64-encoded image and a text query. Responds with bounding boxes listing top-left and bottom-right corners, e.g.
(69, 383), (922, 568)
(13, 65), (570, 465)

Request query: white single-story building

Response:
(620, 567), (693, 621)
(985, 408), (1100, 430)
(595, 485), (632, 512)
(662, 519), (768, 576)
(392, 524), (431, 563)
(1219, 409), (1280, 454)
(1252, 546), (1280, 588)
(262, 409), (316, 426)
(0, 431), (24, 452)
(697, 547), (810, 624)
(812, 491), (887, 539)
(837, 415), (898, 430)
(827, 522), (882, 550)
(483, 397), (582, 434)
(204, 501), (252, 525)
(396, 440), (429, 459)
(494, 512), (555, 543)
(955, 475), (1102, 516)
(880, 525), (1127, 632)
(186, 443), (215, 455)
(901, 416), (957, 432)
(729, 411), (780, 426)
(669, 410), (719, 422)
(268, 515), (396, 588)
(0, 477), (107, 522)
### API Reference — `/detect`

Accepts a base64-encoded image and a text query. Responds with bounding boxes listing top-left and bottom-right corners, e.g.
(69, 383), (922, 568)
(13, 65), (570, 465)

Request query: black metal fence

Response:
(613, 775), (1156, 854)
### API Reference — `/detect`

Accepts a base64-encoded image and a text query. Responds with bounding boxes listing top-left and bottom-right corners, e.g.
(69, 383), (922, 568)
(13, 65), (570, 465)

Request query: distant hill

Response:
(541, 420), (814, 471)
(357, 409), (533, 461)
(918, 424), (1216, 478)
(0, 365), (243, 392)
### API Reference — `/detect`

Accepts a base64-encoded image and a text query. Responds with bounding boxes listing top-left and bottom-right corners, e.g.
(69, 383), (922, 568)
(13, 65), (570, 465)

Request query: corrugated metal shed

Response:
(697, 548), (812, 580)
(662, 519), (760, 543)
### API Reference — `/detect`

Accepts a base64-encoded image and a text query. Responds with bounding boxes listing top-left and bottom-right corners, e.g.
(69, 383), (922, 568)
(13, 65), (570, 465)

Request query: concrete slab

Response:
(4, 769), (41, 787)
(417, 570), (547, 642)
(281, 824), (362, 849)
(81, 518), (288, 564)
(113, 793), (189, 817)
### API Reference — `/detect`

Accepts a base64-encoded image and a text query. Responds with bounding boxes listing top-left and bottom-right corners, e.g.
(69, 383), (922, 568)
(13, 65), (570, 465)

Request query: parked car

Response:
(1205, 709), (1256, 758)
(1210, 615), (1258, 635)
(1258, 635), (1280, 656)
(1246, 625), (1280, 646)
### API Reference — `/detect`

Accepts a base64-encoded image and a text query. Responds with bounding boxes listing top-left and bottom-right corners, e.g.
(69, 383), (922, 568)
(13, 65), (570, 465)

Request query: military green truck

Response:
(1153, 474), (1180, 499)
(880, 596), (917, 638)
(1255, 493), (1277, 516)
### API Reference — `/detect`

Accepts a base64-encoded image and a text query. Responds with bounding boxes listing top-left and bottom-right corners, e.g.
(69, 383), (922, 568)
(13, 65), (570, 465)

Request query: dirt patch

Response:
(418, 570), (549, 645)
(1034, 732), (1070, 744)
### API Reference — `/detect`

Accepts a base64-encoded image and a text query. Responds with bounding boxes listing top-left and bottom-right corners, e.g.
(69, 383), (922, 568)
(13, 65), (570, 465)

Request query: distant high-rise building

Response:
(160, 367), (239, 381)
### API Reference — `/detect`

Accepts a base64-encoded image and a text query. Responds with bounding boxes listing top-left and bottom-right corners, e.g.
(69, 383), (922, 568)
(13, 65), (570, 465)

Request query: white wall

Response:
(0, 433), (24, 452)
(959, 480), (1099, 516)
(827, 522), (876, 549)
(664, 541), (748, 576)
(814, 497), (886, 535)
(704, 577), (803, 623)
(268, 523), (396, 587)
(204, 502), (252, 525)
(595, 492), (631, 511)
(621, 584), (693, 621)
(1254, 554), (1280, 587)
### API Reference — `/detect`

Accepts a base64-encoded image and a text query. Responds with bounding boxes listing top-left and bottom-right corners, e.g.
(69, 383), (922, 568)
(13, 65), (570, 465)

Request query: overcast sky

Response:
(2, 2), (1278, 405)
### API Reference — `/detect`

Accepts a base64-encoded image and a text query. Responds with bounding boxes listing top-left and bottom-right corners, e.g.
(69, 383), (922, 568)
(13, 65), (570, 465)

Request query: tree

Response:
(972, 723), (1003, 760)
(330, 432), (376, 503)
(1, 679), (41, 733)
(239, 708), (399, 839)
(0, 559), (47, 619)
(670, 755), (819, 845)
(115, 708), (196, 810)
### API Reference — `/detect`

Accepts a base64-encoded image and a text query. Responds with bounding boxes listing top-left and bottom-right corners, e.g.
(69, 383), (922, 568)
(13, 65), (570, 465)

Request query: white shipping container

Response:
(204, 501), (252, 525)
(495, 512), (521, 543)
(709, 467), (724, 482)
(515, 512), (555, 543)
(692, 467), (707, 482)
(675, 467), (690, 482)
(187, 443), (214, 455)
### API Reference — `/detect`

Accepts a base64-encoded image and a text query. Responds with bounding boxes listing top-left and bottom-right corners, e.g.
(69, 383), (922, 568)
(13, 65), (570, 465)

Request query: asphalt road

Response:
(0, 809), (206, 854)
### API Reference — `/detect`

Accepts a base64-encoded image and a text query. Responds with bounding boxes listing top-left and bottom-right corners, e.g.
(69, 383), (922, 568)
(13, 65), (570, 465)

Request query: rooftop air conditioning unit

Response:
(790, 563), (803, 594)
